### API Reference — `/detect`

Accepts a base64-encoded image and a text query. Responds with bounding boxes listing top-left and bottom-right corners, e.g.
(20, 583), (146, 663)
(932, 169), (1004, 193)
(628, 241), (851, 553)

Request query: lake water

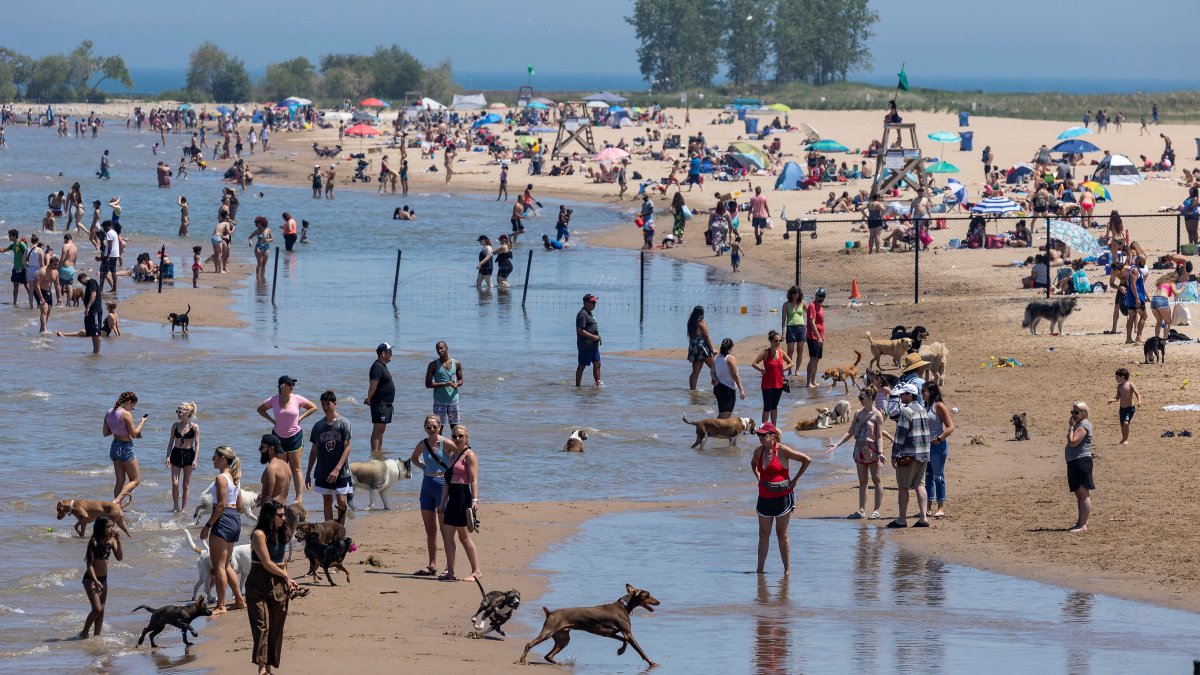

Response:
(1, 124), (1197, 673)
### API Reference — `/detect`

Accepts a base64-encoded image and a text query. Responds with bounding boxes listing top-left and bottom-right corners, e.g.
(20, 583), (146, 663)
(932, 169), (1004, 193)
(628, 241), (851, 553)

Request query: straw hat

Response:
(900, 352), (930, 373)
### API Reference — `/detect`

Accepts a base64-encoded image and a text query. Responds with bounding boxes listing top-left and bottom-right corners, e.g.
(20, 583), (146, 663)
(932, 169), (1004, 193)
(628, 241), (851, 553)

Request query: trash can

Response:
(958, 111), (970, 127)
(960, 131), (974, 152)
(737, 107), (747, 121)
(744, 118), (759, 135)
(1195, 138), (1200, 160)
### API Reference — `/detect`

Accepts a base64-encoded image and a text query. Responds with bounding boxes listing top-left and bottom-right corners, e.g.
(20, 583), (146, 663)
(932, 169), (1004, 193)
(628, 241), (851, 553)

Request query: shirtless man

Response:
(43, 210), (56, 232)
(59, 233), (77, 305)
(258, 433), (292, 505)
(33, 256), (58, 333)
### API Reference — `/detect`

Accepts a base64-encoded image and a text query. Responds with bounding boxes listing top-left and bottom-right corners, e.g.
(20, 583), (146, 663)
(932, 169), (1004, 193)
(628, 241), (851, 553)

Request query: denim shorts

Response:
(419, 475), (445, 511)
(1151, 295), (1170, 310)
(109, 440), (135, 463)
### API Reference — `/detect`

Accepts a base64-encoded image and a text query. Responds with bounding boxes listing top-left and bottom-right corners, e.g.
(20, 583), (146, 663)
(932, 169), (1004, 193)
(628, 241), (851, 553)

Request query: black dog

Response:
(889, 325), (928, 352)
(1144, 336), (1166, 364)
(303, 531), (352, 586)
(133, 596), (212, 647)
(167, 304), (191, 335)
(1021, 298), (1079, 335)
(468, 577), (520, 639)
(1012, 412), (1030, 441)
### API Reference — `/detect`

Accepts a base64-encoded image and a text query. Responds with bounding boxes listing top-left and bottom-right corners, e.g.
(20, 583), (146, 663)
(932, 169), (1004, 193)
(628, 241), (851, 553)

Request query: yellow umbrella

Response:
(767, 103), (791, 113)
(729, 141), (770, 166)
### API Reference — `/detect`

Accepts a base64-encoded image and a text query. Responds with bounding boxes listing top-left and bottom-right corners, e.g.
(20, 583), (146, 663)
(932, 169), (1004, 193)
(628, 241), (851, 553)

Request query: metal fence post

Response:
(1177, 214), (1183, 254)
(391, 249), (402, 307)
(639, 250), (645, 325)
(157, 245), (165, 294)
(1044, 218), (1051, 299)
(794, 229), (801, 288)
(270, 246), (280, 304)
(520, 249), (533, 309)
(914, 223), (920, 304)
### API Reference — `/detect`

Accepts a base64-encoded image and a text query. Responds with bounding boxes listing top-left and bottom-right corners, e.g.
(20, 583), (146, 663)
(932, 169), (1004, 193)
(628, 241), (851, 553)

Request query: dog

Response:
(563, 429), (589, 452)
(866, 332), (913, 369)
(66, 285), (84, 306)
(861, 369), (899, 389)
(890, 325), (929, 351)
(1144, 336), (1166, 364)
(918, 342), (950, 385)
(283, 502), (307, 561)
(167, 304), (191, 335)
(1021, 297), (1079, 335)
(681, 415), (756, 450)
(794, 408), (833, 431)
(295, 520), (346, 546)
(519, 584), (660, 668)
(469, 577), (521, 639)
(1012, 412), (1030, 441)
(192, 486), (260, 524)
(133, 597), (212, 648)
(348, 458), (411, 510)
(822, 350), (863, 393)
(832, 399), (852, 424)
(182, 528), (250, 603)
(302, 531), (352, 585)
(56, 496), (133, 538)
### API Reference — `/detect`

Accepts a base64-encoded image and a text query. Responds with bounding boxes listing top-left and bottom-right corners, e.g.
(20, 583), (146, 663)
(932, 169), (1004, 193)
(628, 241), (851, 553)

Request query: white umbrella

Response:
(970, 196), (1020, 214)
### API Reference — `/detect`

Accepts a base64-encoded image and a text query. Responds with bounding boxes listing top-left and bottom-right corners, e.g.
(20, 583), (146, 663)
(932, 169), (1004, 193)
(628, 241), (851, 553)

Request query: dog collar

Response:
(68, 500), (75, 509)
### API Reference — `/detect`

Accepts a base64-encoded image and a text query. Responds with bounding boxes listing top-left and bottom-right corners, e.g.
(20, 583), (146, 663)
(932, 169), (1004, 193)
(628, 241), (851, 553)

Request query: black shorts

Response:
(714, 383), (737, 413)
(10, 268), (26, 284)
(806, 338), (823, 359)
(756, 492), (795, 518)
(84, 311), (102, 337)
(169, 445), (196, 468)
(444, 482), (473, 528)
(762, 387), (784, 412)
(510, 217), (524, 233)
(752, 217), (767, 230)
(213, 509), (241, 543)
(1067, 457), (1095, 492)
(100, 257), (117, 274)
(1119, 406), (1135, 424)
(370, 403), (394, 425)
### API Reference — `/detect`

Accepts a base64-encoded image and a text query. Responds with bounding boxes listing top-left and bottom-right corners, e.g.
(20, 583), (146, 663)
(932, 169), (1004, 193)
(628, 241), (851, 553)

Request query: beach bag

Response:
(1173, 303), (1192, 326)
(681, 205), (692, 220)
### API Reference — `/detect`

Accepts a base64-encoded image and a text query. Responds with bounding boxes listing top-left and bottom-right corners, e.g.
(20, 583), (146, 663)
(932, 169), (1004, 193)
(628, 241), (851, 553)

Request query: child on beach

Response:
(191, 245), (203, 288)
(1107, 368), (1141, 445)
(300, 220), (310, 244)
(102, 302), (121, 337)
(731, 236), (742, 273)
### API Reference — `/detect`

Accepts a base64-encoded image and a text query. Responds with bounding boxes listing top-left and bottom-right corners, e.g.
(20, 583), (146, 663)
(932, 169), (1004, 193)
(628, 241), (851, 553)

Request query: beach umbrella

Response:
(928, 131), (961, 143)
(215, 105), (234, 115)
(926, 161), (960, 174)
(586, 100), (609, 109)
(1006, 163), (1035, 184)
(970, 196), (1021, 214)
(1050, 139), (1101, 154)
(1057, 126), (1093, 140)
(527, 101), (549, 110)
(798, 122), (820, 143)
(807, 139), (848, 153)
(1048, 219), (1103, 258)
(731, 152), (766, 170)
(360, 97), (386, 107)
(487, 103), (508, 110)
(729, 141), (770, 167)
(176, 104), (191, 111)
(344, 124), (380, 137)
(1081, 181), (1113, 201)
(471, 113), (502, 129)
(584, 91), (627, 104)
(594, 147), (629, 163)
(282, 96), (312, 106)
(767, 103), (791, 112)
(945, 178), (966, 206)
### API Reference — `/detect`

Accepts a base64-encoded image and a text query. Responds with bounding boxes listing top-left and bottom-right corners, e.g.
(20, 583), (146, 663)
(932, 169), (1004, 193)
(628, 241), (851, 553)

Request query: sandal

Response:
(413, 566), (437, 577)
(437, 572), (459, 582)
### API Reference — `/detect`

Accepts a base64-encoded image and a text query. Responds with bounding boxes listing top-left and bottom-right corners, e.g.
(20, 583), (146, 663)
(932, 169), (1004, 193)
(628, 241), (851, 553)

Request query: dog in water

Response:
(1021, 298), (1079, 335)
(1144, 336), (1166, 364)
(519, 584), (661, 668)
(1012, 412), (1030, 441)
(563, 429), (588, 452)
(468, 577), (521, 639)
(167, 304), (191, 335)
(57, 496), (133, 538)
(822, 350), (862, 393)
(681, 415), (756, 449)
(133, 596), (212, 648)
(832, 400), (852, 424)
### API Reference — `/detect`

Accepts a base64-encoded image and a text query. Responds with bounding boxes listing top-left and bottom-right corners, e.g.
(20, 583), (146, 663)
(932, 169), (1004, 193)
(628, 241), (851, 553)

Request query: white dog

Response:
(183, 528), (251, 603)
(192, 485), (260, 524)
(832, 400), (852, 424)
(348, 458), (411, 511)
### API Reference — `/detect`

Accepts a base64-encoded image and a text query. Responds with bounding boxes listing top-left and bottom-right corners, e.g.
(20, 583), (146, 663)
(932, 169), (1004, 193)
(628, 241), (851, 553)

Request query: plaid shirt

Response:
(892, 400), (932, 463)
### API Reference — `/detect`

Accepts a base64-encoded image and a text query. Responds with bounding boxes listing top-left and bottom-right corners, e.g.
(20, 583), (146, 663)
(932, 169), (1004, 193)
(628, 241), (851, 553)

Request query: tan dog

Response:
(682, 415), (756, 449)
(56, 495), (133, 537)
(919, 342), (950, 385)
(794, 408), (833, 431)
(866, 332), (912, 370)
(66, 286), (84, 306)
(822, 350), (863, 394)
(563, 429), (588, 452)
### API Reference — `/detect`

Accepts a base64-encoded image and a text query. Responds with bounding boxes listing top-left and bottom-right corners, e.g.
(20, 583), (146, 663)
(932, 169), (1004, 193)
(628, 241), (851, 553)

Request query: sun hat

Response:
(900, 353), (930, 373)
(376, 342), (393, 354)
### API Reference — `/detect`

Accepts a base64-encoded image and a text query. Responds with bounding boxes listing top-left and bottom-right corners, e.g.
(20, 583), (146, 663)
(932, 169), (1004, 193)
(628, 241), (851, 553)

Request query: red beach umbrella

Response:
(344, 124), (380, 138)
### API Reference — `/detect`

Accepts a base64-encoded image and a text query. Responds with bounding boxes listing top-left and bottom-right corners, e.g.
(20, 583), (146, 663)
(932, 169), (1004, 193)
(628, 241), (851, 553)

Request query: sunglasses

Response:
(274, 512), (286, 518)
(175, 408), (184, 414)
(452, 434), (466, 439)
(1070, 410), (1081, 415)
(424, 425), (439, 430)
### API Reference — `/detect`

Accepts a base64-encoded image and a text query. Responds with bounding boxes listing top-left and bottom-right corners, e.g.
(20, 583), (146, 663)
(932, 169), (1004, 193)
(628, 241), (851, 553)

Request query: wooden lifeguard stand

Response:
(869, 123), (927, 197)
(551, 101), (596, 158)
(516, 85), (534, 109)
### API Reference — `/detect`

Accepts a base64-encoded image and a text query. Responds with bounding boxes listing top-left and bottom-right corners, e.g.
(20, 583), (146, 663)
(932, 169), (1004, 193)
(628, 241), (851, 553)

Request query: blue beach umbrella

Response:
(970, 196), (1021, 215)
(216, 105), (234, 115)
(1057, 126), (1092, 140)
(928, 131), (961, 143)
(527, 101), (549, 110)
(807, 139), (848, 153)
(1048, 219), (1103, 258)
(944, 178), (966, 206)
(1050, 139), (1101, 154)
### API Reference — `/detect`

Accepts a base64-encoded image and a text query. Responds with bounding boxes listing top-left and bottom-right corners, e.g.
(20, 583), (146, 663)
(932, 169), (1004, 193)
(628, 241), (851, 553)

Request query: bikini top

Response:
(174, 423), (196, 440)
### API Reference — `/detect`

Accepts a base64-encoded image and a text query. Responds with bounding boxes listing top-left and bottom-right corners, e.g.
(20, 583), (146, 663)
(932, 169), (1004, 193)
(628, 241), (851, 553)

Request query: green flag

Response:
(527, 64), (535, 77)
(897, 64), (909, 91)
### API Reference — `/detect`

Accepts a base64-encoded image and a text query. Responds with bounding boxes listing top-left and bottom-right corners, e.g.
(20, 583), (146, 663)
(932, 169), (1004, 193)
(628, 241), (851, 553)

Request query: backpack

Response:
(1033, 193), (1048, 210)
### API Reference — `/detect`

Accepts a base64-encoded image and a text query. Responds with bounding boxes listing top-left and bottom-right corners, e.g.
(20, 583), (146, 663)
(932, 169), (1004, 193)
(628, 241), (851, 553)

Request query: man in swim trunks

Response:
(33, 256), (58, 333)
(59, 233), (77, 304)
(365, 343), (395, 456)
(258, 433), (291, 505)
(575, 294), (602, 387)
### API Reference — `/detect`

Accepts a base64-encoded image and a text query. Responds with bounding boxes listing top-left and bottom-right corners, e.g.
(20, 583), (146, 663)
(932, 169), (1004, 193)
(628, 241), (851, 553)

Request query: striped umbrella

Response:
(944, 179), (966, 206)
(970, 196), (1020, 214)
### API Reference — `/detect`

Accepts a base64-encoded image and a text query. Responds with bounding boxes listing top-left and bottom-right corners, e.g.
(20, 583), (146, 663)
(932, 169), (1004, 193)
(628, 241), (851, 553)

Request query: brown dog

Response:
(682, 415), (756, 450)
(794, 408), (832, 431)
(294, 520), (345, 546)
(56, 496), (133, 537)
(822, 350), (862, 394)
(66, 285), (84, 306)
(866, 333), (912, 370)
(518, 584), (660, 668)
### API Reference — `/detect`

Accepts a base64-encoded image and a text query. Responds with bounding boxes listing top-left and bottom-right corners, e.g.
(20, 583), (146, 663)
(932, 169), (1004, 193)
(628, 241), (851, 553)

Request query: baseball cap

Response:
(756, 422), (779, 435)
(278, 375), (297, 387)
(815, 288), (827, 298)
(895, 382), (919, 397)
(260, 433), (282, 450)
(376, 342), (393, 354)
(583, 293), (599, 303)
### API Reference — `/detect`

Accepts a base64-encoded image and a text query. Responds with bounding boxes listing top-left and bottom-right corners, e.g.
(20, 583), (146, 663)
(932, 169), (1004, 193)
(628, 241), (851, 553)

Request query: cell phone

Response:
(142, 413), (150, 419)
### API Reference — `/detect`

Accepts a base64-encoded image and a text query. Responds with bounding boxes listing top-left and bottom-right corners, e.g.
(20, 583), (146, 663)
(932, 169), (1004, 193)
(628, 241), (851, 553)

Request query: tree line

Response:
(625, 0), (878, 89)
(0, 41), (458, 104)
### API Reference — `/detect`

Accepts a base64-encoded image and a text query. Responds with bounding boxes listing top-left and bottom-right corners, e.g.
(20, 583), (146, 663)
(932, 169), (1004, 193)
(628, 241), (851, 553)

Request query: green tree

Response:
(721, 0), (774, 88)
(626, 0), (721, 89)
(259, 56), (317, 101)
(366, 45), (424, 100)
(212, 57), (252, 102)
(773, 0), (876, 84)
(186, 42), (231, 99)
(25, 55), (73, 102)
(420, 59), (459, 104)
(0, 48), (33, 100)
(320, 66), (370, 101)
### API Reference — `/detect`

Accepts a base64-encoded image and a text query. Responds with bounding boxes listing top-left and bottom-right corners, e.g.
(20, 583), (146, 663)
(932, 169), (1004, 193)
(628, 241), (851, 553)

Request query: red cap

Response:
(757, 422), (779, 435)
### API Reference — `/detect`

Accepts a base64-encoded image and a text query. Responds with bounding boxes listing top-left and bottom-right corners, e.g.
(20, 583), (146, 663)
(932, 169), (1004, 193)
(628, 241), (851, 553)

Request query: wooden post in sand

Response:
(520, 249), (533, 309)
(157, 245), (165, 294)
(391, 249), (403, 307)
(270, 246), (280, 304)
(639, 250), (646, 324)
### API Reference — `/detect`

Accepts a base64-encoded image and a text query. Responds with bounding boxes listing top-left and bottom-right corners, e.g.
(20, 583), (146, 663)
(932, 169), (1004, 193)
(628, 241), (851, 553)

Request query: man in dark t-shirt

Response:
(55, 272), (102, 354)
(575, 294), (602, 387)
(307, 390), (353, 523)
(365, 342), (395, 457)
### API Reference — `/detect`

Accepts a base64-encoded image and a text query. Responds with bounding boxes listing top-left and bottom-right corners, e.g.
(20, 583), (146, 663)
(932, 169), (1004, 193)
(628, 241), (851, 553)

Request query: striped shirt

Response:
(892, 401), (932, 463)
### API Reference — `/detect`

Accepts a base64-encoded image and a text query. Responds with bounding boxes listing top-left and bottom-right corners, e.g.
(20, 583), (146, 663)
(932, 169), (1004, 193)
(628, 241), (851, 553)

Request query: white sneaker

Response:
(868, 511), (881, 520)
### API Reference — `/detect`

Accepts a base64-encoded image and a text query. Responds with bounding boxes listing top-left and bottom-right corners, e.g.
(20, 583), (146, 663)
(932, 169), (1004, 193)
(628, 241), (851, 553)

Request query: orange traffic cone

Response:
(850, 279), (861, 300)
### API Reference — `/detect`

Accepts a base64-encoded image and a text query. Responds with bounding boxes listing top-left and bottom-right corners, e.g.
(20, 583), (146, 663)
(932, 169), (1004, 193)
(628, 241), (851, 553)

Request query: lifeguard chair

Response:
(869, 123), (928, 197)
(551, 101), (595, 158)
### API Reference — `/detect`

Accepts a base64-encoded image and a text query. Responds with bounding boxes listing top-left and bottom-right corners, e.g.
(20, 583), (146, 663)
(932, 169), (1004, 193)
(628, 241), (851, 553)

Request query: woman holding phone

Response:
(103, 391), (147, 504)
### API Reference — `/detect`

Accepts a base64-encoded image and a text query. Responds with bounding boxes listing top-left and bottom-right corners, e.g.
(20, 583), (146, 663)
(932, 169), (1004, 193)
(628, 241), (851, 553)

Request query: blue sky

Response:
(1, 0), (1193, 83)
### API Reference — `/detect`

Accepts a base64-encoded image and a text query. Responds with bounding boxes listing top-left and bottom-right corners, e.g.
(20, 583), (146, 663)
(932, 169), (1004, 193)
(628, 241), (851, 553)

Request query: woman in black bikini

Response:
(438, 424), (481, 582)
(166, 402), (200, 513)
(80, 515), (123, 638)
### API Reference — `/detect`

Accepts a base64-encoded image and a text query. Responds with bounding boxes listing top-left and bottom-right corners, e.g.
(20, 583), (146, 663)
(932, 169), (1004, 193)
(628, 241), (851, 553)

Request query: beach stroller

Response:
(353, 159), (371, 183)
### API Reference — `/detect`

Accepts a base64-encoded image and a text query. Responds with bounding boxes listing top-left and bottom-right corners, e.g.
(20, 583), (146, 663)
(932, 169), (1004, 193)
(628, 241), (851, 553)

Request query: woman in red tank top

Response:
(751, 423), (811, 575)
(752, 330), (793, 426)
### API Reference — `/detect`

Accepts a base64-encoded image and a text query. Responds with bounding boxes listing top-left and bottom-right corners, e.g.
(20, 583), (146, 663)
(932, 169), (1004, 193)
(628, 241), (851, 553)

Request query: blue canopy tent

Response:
(472, 113), (502, 128)
(774, 161), (807, 190)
